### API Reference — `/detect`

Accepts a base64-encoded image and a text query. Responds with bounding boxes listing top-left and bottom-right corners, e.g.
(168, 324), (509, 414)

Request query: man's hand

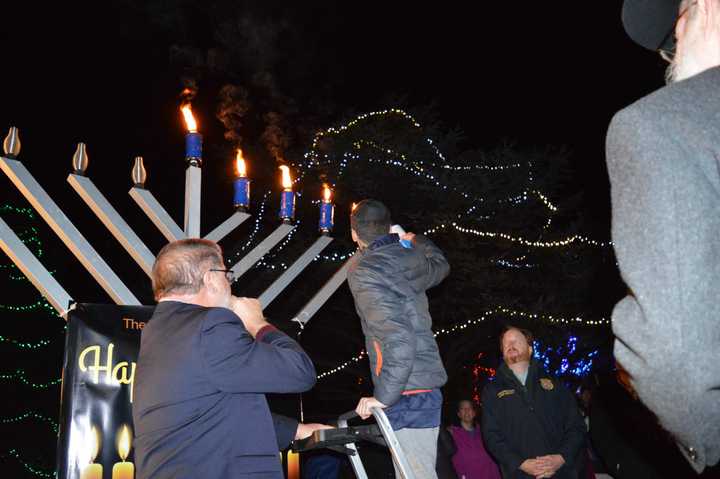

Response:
(294, 423), (334, 440)
(229, 296), (269, 338)
(535, 454), (565, 478)
(401, 232), (416, 244)
(519, 458), (545, 477)
(355, 396), (387, 419)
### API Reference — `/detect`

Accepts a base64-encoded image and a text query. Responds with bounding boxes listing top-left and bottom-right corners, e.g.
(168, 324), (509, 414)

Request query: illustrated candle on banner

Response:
(112, 424), (135, 479)
(80, 426), (103, 479)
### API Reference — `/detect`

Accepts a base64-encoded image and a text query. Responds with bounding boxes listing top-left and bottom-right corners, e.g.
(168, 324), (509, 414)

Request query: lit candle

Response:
(181, 104), (202, 165)
(279, 165), (295, 222)
(319, 184), (334, 234)
(80, 426), (103, 479)
(233, 149), (250, 210)
(112, 425), (135, 479)
(287, 450), (300, 479)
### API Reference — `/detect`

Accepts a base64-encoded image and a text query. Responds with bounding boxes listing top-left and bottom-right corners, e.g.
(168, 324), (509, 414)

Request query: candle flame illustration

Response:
(117, 425), (132, 462)
(90, 426), (101, 462)
(279, 165), (293, 190)
(236, 149), (247, 177)
(181, 104), (197, 132)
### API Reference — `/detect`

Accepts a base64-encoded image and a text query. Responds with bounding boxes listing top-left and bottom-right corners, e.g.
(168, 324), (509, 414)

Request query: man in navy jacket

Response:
(133, 239), (320, 478)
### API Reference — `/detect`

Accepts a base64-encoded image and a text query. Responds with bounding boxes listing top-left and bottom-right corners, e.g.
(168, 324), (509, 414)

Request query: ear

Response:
(351, 228), (359, 243)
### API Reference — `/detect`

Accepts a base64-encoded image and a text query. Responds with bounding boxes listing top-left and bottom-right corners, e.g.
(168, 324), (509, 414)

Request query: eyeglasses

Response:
(208, 269), (236, 283)
(659, 0), (697, 62)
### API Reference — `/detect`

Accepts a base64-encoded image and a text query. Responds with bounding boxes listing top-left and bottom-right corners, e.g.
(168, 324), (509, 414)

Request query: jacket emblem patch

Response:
(540, 378), (554, 390)
(497, 389), (515, 398)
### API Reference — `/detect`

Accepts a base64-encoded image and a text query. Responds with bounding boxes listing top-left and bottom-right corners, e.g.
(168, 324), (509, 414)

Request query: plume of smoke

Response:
(261, 111), (291, 163)
(216, 84), (250, 146)
(180, 77), (198, 104)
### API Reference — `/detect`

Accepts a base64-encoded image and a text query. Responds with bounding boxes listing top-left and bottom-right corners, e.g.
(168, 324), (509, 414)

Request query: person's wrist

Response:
(251, 320), (271, 338)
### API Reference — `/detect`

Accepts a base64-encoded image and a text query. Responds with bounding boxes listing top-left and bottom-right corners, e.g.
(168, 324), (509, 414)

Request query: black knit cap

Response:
(350, 199), (392, 230)
(622, 0), (683, 51)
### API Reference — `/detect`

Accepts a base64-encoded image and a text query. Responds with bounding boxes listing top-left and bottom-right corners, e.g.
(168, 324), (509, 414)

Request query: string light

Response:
(316, 350), (366, 379)
(317, 307), (609, 380)
(0, 370), (61, 390)
(4, 449), (54, 478)
(0, 334), (54, 350)
(0, 298), (55, 313)
(0, 411), (59, 434)
(532, 337), (599, 379)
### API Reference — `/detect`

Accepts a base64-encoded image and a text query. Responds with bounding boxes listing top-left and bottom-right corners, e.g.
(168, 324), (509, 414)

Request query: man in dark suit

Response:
(133, 238), (322, 478)
(608, 0), (720, 472)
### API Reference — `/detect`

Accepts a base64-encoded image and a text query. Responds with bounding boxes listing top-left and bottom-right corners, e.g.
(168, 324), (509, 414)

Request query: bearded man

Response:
(607, 0), (720, 472)
(481, 327), (586, 479)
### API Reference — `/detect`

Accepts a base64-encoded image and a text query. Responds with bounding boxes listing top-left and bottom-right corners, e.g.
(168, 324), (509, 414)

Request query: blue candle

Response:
(234, 177), (250, 210)
(280, 190), (295, 220)
(185, 132), (202, 160)
(319, 185), (334, 233)
(279, 165), (295, 221)
(319, 202), (334, 233)
(233, 150), (250, 210)
(181, 105), (202, 163)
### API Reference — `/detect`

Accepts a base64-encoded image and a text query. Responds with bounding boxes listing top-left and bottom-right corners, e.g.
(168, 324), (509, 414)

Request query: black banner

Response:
(56, 303), (154, 479)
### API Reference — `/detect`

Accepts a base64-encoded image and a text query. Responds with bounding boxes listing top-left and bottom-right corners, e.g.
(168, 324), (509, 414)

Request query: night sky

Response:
(0, 0), (668, 300)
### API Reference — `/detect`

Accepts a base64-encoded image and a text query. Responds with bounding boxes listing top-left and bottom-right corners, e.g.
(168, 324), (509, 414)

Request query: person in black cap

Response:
(347, 199), (450, 479)
(606, 0), (720, 473)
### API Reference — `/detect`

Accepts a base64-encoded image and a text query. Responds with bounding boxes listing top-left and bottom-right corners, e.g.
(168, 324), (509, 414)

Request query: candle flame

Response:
(351, 202), (358, 212)
(235, 149), (247, 177)
(117, 425), (132, 461)
(89, 426), (101, 462)
(279, 165), (293, 190)
(323, 184), (332, 203)
(181, 104), (197, 132)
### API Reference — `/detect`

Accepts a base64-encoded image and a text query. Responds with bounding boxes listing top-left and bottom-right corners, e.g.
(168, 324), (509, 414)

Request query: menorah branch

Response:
(68, 174), (155, 277)
(0, 215), (74, 317)
(0, 157), (140, 305)
(258, 235), (334, 308)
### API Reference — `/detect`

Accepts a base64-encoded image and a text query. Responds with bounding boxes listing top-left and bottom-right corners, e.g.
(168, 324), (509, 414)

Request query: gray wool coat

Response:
(606, 65), (720, 473)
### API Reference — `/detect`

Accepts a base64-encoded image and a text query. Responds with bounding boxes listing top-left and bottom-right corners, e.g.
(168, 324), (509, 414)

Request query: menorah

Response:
(0, 111), (352, 324)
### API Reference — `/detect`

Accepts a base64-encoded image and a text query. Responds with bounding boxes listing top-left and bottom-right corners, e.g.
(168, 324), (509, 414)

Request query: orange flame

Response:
(279, 165), (293, 190)
(235, 149), (247, 177)
(351, 202), (358, 212)
(323, 184), (332, 203)
(181, 104), (197, 132)
(117, 424), (132, 461)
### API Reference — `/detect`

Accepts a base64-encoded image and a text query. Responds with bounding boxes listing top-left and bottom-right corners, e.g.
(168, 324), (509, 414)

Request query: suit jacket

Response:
(132, 301), (316, 479)
(606, 65), (720, 472)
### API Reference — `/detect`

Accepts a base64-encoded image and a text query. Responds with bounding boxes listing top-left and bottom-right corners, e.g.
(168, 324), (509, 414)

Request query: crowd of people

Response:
(128, 1), (719, 477)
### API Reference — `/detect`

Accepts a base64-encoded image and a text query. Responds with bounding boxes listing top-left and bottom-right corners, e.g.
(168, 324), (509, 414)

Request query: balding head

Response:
(152, 239), (224, 301)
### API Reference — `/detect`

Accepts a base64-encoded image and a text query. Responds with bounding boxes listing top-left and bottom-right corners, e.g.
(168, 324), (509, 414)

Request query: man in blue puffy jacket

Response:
(347, 199), (450, 479)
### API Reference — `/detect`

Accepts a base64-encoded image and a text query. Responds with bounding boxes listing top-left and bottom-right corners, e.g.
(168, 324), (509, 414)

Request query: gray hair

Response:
(151, 239), (223, 300)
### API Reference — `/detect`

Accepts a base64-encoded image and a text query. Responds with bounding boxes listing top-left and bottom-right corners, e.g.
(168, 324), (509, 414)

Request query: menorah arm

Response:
(291, 257), (353, 325)
(68, 174), (155, 277)
(204, 211), (251, 243)
(0, 157), (140, 305)
(229, 223), (295, 280)
(129, 186), (185, 242)
(258, 235), (334, 308)
(0, 215), (74, 317)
